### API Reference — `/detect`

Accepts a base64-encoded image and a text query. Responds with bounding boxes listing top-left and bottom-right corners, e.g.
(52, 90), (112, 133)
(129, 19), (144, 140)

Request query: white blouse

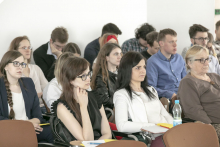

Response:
(113, 87), (173, 133)
(8, 92), (28, 120)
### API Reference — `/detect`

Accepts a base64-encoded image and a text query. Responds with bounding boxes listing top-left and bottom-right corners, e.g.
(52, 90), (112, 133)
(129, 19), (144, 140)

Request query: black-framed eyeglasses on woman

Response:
(194, 57), (212, 64)
(77, 71), (92, 81)
(9, 61), (27, 68)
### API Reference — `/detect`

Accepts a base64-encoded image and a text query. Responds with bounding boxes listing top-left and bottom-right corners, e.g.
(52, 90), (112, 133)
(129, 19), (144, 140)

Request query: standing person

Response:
(50, 57), (111, 143)
(141, 31), (159, 60)
(0, 51), (53, 143)
(33, 27), (69, 78)
(91, 43), (122, 120)
(9, 36), (48, 113)
(121, 23), (155, 54)
(113, 51), (172, 146)
(84, 23), (122, 70)
(146, 29), (186, 102)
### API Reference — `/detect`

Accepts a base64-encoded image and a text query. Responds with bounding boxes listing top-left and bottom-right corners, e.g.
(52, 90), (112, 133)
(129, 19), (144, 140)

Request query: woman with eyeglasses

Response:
(51, 56), (111, 142)
(9, 36), (48, 113)
(91, 43), (122, 121)
(178, 45), (220, 142)
(0, 51), (53, 143)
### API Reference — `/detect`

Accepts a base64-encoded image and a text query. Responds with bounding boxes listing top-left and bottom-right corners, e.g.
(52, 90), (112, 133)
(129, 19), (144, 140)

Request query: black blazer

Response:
(0, 77), (42, 122)
(33, 42), (56, 78)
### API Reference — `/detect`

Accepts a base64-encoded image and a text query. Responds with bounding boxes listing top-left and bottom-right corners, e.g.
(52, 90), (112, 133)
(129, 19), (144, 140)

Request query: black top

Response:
(0, 77), (42, 122)
(84, 38), (100, 70)
(51, 91), (102, 142)
(141, 50), (152, 60)
(33, 42), (56, 78)
(94, 71), (117, 110)
(46, 61), (56, 82)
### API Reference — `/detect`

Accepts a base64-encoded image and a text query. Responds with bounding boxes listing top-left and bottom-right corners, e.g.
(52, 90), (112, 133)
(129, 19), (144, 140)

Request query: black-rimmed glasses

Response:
(77, 71), (92, 81)
(194, 57), (211, 64)
(9, 61), (27, 68)
(193, 37), (209, 42)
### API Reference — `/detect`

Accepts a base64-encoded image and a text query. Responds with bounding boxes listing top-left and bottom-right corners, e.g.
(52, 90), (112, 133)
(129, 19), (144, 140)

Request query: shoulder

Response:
(28, 64), (41, 72)
(20, 77), (35, 85)
(114, 88), (130, 99)
(180, 74), (197, 86)
(51, 99), (75, 116)
(85, 38), (99, 50)
(122, 38), (136, 45)
(33, 42), (48, 54)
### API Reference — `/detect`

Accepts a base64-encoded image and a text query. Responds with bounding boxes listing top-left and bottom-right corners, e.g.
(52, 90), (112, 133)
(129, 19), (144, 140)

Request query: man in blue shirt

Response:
(146, 29), (186, 101)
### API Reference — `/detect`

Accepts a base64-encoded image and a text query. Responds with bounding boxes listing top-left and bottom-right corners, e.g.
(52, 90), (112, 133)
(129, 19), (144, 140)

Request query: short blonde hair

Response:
(185, 45), (209, 70)
(54, 52), (74, 83)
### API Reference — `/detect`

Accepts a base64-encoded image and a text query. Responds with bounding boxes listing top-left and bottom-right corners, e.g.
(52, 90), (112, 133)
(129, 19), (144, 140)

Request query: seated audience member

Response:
(9, 36), (48, 113)
(141, 31), (159, 60)
(178, 45), (220, 142)
(43, 52), (74, 110)
(91, 43), (122, 119)
(46, 42), (81, 82)
(93, 33), (119, 69)
(213, 20), (220, 61)
(146, 29), (186, 101)
(33, 27), (69, 78)
(0, 51), (53, 143)
(207, 32), (218, 60)
(84, 23), (122, 69)
(113, 52), (173, 145)
(121, 23), (155, 54)
(51, 57), (111, 142)
(181, 24), (220, 75)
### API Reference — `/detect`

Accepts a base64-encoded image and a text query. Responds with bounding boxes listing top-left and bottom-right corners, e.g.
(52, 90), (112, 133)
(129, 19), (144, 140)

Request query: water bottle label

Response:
(173, 120), (182, 127)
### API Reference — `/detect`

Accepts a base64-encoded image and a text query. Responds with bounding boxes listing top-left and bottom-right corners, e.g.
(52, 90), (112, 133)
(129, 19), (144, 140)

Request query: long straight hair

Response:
(59, 57), (89, 125)
(115, 51), (155, 100)
(0, 51), (24, 119)
(91, 43), (121, 90)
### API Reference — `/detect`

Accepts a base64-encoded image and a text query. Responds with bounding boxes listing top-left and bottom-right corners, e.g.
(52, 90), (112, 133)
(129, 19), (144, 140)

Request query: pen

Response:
(88, 142), (103, 145)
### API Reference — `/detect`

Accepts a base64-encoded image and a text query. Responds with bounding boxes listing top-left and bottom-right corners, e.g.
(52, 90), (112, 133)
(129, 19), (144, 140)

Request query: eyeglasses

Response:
(18, 46), (32, 50)
(9, 61), (27, 68)
(193, 37), (209, 42)
(77, 71), (92, 81)
(194, 57), (212, 64)
(53, 42), (65, 50)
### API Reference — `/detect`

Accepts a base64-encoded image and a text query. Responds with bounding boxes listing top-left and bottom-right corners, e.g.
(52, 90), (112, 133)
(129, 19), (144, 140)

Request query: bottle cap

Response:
(175, 100), (179, 104)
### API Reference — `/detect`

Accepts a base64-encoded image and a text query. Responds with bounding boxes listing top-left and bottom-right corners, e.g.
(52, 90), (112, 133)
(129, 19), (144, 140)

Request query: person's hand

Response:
(171, 93), (177, 108)
(37, 92), (43, 98)
(74, 87), (88, 108)
(50, 41), (62, 57)
(32, 123), (43, 134)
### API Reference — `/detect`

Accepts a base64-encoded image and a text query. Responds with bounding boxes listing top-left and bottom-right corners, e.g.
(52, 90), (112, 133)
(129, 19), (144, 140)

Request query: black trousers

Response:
(37, 125), (54, 143)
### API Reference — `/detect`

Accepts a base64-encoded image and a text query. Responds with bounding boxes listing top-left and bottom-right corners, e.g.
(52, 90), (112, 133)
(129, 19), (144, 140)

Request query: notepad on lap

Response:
(82, 140), (105, 147)
(157, 123), (173, 129)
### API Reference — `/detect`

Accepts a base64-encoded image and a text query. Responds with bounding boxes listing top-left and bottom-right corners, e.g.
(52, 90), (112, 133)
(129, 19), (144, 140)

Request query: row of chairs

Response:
(0, 120), (218, 147)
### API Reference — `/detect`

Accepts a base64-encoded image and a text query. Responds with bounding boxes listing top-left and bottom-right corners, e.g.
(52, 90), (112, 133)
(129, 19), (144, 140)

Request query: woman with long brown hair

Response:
(51, 56), (111, 142)
(91, 43), (122, 119)
(0, 51), (53, 143)
(9, 36), (48, 113)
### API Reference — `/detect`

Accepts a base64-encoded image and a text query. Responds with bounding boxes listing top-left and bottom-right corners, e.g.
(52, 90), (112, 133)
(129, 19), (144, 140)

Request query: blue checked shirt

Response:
(121, 38), (147, 54)
(146, 50), (187, 99)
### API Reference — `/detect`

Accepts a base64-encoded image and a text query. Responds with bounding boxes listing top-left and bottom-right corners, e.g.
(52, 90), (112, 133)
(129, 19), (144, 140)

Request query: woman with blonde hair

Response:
(178, 45), (220, 142)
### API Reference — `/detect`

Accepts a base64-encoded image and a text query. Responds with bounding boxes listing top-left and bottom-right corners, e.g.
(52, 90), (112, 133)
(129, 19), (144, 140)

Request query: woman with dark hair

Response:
(113, 52), (172, 145)
(0, 51), (53, 143)
(51, 57), (111, 142)
(91, 43), (122, 120)
(46, 42), (81, 82)
(9, 36), (48, 113)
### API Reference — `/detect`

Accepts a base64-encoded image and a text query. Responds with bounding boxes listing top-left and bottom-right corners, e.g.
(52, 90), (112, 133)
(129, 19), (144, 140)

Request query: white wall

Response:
(0, 0), (147, 62)
(147, 0), (215, 54)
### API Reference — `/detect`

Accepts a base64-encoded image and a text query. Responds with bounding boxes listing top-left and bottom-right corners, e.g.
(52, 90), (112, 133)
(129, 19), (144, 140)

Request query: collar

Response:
(157, 50), (175, 61)
(47, 42), (57, 59)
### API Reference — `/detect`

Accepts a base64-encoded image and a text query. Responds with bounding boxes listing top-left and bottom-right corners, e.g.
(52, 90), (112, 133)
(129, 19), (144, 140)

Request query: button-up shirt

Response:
(121, 38), (147, 54)
(146, 50), (187, 99)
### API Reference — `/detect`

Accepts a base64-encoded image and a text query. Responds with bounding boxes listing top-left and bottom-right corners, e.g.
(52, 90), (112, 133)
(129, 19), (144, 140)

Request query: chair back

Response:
(97, 140), (147, 147)
(0, 120), (38, 147)
(163, 123), (219, 147)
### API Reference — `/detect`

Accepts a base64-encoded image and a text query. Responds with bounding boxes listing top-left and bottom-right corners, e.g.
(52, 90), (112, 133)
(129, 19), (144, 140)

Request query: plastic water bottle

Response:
(172, 100), (182, 127)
